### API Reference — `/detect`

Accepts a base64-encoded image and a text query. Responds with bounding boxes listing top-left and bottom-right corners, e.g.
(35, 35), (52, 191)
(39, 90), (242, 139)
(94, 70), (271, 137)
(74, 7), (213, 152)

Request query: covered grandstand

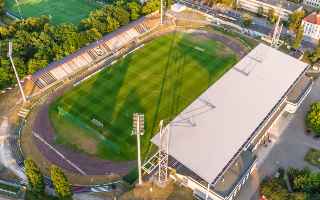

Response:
(151, 44), (311, 200)
(32, 16), (160, 89)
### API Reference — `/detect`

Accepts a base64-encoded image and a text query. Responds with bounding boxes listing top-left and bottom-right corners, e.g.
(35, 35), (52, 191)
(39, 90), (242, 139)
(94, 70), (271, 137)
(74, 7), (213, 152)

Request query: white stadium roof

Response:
(152, 43), (309, 184)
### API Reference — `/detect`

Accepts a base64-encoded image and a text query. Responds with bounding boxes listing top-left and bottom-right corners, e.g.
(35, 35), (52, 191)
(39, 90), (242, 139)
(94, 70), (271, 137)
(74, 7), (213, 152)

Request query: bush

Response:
(306, 102), (320, 134)
(123, 168), (138, 185)
(260, 178), (290, 200)
(305, 148), (320, 168)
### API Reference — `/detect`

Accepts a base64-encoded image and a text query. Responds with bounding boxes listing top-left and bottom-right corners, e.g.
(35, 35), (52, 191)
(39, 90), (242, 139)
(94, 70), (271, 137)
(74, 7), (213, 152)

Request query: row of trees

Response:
(261, 168), (320, 200)
(0, 0), (162, 90)
(25, 159), (72, 199)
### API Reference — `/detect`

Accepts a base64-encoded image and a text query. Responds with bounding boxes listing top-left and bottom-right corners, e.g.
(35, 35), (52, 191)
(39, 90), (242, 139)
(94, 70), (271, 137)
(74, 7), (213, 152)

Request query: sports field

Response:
(49, 32), (238, 161)
(5, 0), (100, 24)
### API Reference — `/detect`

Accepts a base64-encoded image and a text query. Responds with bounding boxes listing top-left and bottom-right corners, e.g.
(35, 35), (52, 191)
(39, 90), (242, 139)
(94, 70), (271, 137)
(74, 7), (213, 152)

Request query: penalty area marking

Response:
(32, 131), (87, 175)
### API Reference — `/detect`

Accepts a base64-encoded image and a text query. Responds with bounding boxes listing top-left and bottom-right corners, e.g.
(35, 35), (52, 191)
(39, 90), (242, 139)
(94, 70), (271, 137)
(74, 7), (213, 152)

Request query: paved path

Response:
(33, 132), (87, 175)
(237, 77), (320, 200)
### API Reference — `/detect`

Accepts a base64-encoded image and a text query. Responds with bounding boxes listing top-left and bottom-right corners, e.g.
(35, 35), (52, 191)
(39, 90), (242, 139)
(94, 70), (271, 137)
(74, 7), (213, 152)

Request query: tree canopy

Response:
(50, 165), (72, 199)
(24, 159), (45, 195)
(306, 102), (320, 134)
(242, 14), (253, 28)
(288, 10), (305, 33)
(291, 25), (304, 49)
(0, 0), (4, 16)
(267, 8), (278, 24)
(142, 0), (160, 15)
(261, 168), (320, 200)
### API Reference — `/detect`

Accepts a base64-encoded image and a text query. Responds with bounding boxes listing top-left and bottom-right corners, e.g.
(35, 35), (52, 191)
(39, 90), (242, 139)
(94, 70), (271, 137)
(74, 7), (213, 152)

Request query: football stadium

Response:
(25, 14), (254, 179)
(5, 0), (100, 24)
(48, 31), (238, 161)
(16, 7), (314, 199)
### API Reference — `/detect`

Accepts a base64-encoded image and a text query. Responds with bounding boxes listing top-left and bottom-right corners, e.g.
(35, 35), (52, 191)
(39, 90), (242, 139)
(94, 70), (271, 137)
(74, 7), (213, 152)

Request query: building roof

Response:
(287, 75), (312, 104)
(152, 43), (308, 184)
(256, 0), (301, 13)
(303, 12), (320, 25)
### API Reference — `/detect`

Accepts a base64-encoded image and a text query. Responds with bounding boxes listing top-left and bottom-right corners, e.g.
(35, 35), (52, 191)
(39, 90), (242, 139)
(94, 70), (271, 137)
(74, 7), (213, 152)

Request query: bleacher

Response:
(32, 16), (160, 89)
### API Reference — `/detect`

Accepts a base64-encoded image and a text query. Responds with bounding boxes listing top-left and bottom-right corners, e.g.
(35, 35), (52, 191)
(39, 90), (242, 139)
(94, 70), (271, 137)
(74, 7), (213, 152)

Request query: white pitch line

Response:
(32, 132), (87, 175)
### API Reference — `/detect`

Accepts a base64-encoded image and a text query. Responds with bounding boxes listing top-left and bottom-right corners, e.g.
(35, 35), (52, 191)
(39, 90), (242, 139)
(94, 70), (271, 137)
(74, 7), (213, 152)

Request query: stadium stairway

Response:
(17, 108), (29, 119)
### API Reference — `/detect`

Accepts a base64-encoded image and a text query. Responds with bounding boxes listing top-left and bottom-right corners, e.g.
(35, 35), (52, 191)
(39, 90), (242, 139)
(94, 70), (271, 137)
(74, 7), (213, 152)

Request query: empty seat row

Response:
(38, 71), (57, 88)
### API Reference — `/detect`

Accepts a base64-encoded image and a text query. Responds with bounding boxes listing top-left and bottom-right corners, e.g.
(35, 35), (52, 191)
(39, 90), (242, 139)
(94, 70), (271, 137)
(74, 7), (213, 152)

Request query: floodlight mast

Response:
(132, 113), (145, 185)
(158, 120), (170, 184)
(8, 41), (27, 103)
(271, 4), (283, 48)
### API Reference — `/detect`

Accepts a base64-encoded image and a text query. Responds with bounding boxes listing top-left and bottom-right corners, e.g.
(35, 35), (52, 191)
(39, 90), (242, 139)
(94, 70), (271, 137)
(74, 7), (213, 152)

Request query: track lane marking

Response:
(32, 131), (87, 175)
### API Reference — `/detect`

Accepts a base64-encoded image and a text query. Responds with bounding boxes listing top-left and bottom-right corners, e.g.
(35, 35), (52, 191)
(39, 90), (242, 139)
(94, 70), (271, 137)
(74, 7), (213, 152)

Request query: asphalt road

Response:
(177, 0), (317, 50)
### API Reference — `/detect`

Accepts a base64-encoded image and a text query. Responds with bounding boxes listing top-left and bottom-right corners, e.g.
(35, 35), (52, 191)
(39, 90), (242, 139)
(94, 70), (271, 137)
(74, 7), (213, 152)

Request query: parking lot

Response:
(237, 77), (320, 200)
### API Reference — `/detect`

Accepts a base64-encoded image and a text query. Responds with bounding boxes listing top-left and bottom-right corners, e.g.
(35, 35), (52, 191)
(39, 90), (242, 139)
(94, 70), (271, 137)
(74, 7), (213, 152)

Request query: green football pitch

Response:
(5, 0), (100, 24)
(49, 32), (238, 161)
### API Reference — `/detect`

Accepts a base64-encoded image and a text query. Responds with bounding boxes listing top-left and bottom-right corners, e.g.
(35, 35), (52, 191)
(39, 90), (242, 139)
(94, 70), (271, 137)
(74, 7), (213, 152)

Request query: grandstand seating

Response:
(32, 17), (160, 89)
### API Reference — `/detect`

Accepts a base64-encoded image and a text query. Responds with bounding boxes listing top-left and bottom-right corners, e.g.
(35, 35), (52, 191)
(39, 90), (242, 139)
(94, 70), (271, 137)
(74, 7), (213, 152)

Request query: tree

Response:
(27, 59), (48, 74)
(111, 6), (130, 26)
(142, 0), (160, 15)
(307, 40), (320, 63)
(79, 28), (102, 44)
(0, 0), (4, 16)
(24, 159), (45, 194)
(127, 1), (141, 20)
(291, 193), (308, 200)
(242, 14), (253, 27)
(291, 25), (304, 49)
(257, 6), (264, 17)
(306, 102), (320, 135)
(288, 10), (305, 33)
(165, 0), (173, 9)
(50, 165), (72, 200)
(267, 8), (278, 24)
(260, 178), (290, 200)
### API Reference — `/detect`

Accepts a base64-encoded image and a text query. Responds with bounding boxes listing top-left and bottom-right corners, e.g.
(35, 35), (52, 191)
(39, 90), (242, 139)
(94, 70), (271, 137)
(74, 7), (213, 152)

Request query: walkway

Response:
(237, 77), (320, 200)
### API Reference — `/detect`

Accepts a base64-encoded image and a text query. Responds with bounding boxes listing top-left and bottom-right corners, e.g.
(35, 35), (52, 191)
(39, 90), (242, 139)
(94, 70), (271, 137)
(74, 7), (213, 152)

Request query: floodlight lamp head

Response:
(132, 113), (145, 135)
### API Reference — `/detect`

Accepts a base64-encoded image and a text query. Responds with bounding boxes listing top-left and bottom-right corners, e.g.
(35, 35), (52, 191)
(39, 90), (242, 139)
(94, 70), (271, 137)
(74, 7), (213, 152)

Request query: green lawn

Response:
(49, 32), (238, 161)
(5, 0), (100, 24)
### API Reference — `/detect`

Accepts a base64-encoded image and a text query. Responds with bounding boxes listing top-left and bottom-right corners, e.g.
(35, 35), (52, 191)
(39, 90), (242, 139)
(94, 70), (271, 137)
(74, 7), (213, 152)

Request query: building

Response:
(302, 12), (320, 41)
(303, 0), (320, 9)
(237, 0), (302, 20)
(150, 44), (311, 200)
